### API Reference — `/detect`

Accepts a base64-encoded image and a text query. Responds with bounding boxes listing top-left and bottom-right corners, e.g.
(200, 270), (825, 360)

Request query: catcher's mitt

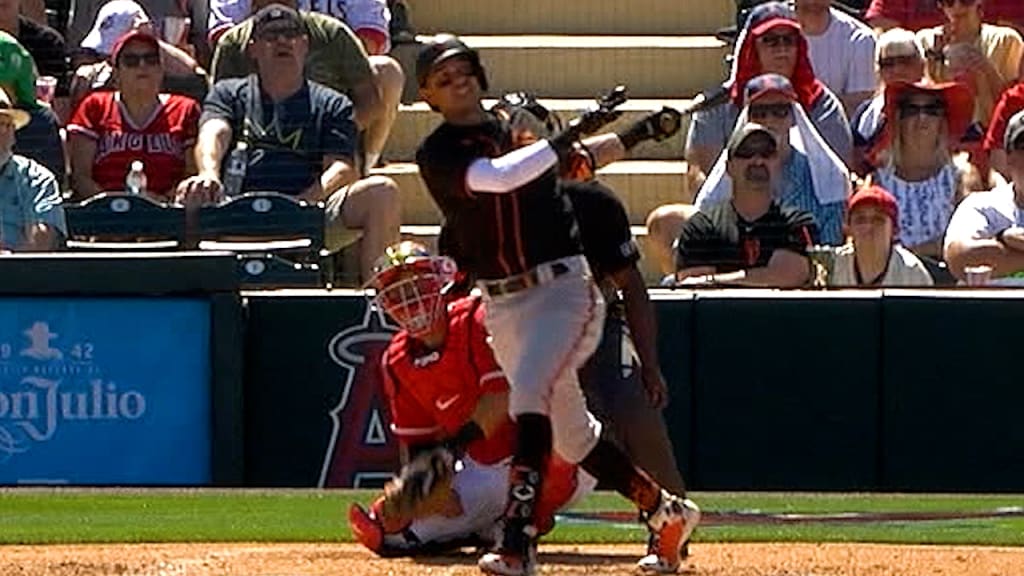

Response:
(381, 446), (457, 521)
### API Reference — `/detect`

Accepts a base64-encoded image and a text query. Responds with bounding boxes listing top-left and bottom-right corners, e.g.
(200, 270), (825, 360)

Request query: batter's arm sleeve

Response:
(465, 139), (559, 193)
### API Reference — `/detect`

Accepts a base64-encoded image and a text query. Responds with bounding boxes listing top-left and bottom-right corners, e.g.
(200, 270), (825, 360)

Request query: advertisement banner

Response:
(0, 298), (211, 485)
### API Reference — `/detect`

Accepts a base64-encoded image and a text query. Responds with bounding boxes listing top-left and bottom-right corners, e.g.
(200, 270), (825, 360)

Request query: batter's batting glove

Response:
(550, 85), (628, 162)
(616, 107), (683, 150)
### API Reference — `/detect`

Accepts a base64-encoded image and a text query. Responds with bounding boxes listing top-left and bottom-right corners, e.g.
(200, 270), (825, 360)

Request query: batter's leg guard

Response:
(478, 464), (541, 576)
(637, 492), (701, 574)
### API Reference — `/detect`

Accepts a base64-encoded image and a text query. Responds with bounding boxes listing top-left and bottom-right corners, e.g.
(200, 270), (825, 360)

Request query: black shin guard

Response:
(499, 413), (552, 553)
(580, 438), (664, 514)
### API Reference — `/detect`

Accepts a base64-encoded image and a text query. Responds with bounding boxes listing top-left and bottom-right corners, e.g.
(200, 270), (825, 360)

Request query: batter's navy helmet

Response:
(415, 34), (489, 91)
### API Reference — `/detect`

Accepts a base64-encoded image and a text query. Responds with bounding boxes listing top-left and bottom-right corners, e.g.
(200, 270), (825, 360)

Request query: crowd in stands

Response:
(6, 0), (1024, 288)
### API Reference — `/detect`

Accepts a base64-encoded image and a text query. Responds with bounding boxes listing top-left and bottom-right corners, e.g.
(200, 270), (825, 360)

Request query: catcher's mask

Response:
(366, 241), (457, 339)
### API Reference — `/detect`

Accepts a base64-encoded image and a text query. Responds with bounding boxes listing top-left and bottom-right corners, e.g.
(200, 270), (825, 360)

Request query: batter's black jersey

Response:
(677, 201), (817, 272)
(416, 112), (583, 280)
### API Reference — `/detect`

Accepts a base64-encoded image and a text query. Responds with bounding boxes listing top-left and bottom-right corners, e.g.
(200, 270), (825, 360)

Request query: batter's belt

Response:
(478, 255), (586, 298)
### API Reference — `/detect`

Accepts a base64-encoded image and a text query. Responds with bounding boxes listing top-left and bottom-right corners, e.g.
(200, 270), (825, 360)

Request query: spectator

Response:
(0, 0), (68, 99)
(851, 27), (926, 175)
(829, 185), (934, 286)
(67, 30), (201, 201)
(795, 0), (877, 115)
(67, 0), (204, 58)
(865, 0), (944, 32)
(675, 122), (816, 288)
(71, 0), (209, 110)
(649, 74), (850, 275)
(982, 79), (1024, 176)
(917, 0), (1023, 130)
(685, 2), (852, 178)
(211, 0), (396, 172)
(869, 79), (978, 259)
(945, 109), (1024, 283)
(176, 4), (400, 279)
(0, 87), (66, 251)
(0, 32), (65, 182)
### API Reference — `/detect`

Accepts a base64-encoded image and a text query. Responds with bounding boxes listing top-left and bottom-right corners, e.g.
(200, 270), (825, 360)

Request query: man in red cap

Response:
(829, 185), (934, 286)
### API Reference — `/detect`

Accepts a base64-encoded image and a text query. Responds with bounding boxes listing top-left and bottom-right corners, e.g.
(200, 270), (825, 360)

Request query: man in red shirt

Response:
(67, 30), (201, 201)
(983, 80), (1024, 175)
(867, 0), (1024, 33)
(348, 242), (597, 555)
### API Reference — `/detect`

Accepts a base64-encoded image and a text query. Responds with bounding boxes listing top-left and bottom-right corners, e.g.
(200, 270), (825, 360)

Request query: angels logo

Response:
(318, 303), (401, 488)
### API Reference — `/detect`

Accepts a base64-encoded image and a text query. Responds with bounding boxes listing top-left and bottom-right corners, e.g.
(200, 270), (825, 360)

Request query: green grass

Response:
(0, 489), (1022, 546)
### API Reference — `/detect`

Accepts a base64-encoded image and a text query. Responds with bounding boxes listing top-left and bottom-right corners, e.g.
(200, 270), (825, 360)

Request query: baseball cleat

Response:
(478, 545), (537, 576)
(637, 492), (701, 573)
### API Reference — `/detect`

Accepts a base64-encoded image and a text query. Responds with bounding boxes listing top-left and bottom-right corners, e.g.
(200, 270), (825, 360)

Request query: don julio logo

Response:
(0, 378), (146, 456)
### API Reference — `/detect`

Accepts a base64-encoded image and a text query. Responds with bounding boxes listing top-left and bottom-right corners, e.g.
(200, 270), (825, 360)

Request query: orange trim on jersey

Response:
(511, 194), (527, 271)
(494, 197), (511, 276)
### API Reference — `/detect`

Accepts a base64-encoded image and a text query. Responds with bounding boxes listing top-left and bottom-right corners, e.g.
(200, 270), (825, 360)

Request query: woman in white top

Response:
(869, 79), (985, 260)
(829, 185), (933, 287)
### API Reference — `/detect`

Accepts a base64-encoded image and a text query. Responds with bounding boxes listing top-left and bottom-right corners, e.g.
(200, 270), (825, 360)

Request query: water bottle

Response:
(125, 160), (147, 196)
(222, 141), (249, 198)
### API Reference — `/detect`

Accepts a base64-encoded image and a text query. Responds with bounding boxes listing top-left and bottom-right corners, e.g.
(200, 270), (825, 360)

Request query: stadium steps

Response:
(391, 35), (729, 101)
(386, 98), (694, 163)
(407, 0), (734, 36)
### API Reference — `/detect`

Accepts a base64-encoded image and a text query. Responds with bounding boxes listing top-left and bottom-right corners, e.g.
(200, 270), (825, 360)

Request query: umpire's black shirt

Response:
(416, 113), (583, 280)
(677, 201), (817, 272)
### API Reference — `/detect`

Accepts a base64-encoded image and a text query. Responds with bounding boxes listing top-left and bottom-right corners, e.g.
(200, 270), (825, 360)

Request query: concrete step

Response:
(371, 160), (696, 226)
(392, 35), (730, 102)
(399, 224), (664, 285)
(385, 98), (695, 163)
(406, 0), (734, 36)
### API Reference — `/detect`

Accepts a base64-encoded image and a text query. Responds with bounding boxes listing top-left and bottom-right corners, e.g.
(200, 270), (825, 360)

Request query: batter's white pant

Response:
(481, 255), (607, 463)
(392, 456), (598, 546)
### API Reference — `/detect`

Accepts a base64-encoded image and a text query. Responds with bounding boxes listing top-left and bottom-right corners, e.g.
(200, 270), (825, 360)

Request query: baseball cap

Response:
(0, 87), (31, 131)
(745, 1), (800, 36)
(416, 34), (486, 88)
(743, 73), (798, 106)
(0, 32), (38, 109)
(251, 3), (305, 38)
(81, 0), (151, 56)
(726, 122), (777, 158)
(110, 30), (160, 63)
(1004, 109), (1024, 151)
(848, 185), (899, 227)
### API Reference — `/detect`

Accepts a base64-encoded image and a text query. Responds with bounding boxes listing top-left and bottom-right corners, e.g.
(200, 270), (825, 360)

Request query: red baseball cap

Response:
(848, 185), (899, 228)
(110, 29), (160, 63)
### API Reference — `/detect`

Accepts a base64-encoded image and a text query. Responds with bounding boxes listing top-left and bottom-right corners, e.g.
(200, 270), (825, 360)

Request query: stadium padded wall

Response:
(242, 291), (1024, 491)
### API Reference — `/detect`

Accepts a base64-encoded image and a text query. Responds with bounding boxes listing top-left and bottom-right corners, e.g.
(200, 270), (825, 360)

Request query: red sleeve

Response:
(67, 92), (103, 140)
(865, 0), (900, 22)
(984, 86), (1024, 151)
(380, 349), (442, 445)
(180, 96), (201, 147)
(469, 302), (509, 394)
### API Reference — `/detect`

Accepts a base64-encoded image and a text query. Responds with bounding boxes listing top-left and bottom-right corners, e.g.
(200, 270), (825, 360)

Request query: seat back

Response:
(65, 193), (186, 250)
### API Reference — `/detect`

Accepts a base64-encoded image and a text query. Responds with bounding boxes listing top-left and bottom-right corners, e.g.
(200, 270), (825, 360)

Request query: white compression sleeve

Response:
(465, 139), (559, 193)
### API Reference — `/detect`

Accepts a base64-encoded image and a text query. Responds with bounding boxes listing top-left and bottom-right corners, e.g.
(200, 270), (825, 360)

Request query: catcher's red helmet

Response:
(366, 242), (457, 338)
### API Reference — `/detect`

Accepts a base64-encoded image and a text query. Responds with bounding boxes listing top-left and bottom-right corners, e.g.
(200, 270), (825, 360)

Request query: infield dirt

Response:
(2, 542), (1024, 575)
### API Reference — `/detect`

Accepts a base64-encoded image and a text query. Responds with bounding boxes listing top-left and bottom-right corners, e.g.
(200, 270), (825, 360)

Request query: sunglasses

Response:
(758, 33), (799, 48)
(255, 27), (304, 42)
(118, 52), (160, 68)
(898, 101), (946, 119)
(749, 103), (792, 120)
(937, 0), (977, 7)
(733, 140), (777, 160)
(878, 55), (919, 69)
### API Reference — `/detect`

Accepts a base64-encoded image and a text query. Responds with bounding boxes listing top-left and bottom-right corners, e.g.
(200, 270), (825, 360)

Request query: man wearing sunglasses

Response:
(675, 122), (816, 288)
(916, 0), (1023, 130)
(177, 4), (401, 281)
(946, 109), (1024, 284)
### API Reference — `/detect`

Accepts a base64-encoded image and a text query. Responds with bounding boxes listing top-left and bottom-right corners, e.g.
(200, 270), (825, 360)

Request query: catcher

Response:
(348, 242), (597, 556)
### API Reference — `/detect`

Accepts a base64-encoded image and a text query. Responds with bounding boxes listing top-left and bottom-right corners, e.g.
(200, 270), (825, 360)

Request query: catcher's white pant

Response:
(392, 455), (597, 546)
(481, 255), (606, 463)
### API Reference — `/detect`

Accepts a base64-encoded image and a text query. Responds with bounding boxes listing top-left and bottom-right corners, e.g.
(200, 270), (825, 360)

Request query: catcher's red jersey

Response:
(382, 296), (515, 465)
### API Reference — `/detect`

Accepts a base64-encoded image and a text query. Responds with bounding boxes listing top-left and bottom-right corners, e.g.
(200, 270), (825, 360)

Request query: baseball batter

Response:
(349, 242), (596, 555)
(415, 35), (699, 576)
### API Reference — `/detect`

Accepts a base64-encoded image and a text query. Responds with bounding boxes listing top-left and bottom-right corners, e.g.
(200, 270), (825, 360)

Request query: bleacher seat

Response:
(65, 193), (186, 251)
